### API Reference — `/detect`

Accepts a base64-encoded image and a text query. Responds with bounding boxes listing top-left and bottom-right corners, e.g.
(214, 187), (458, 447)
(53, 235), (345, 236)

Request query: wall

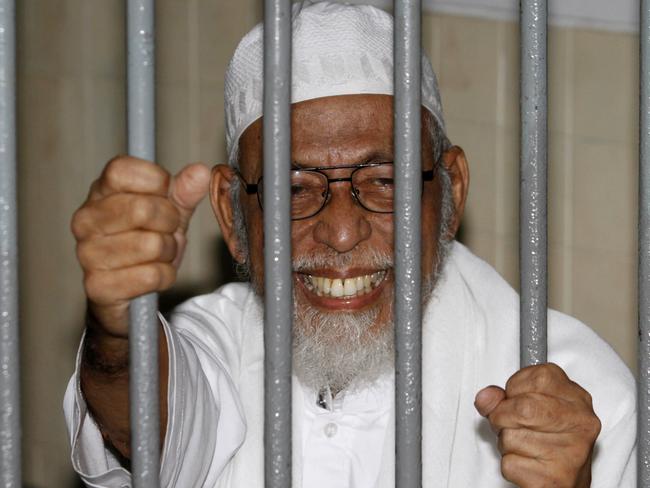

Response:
(17, 1), (638, 486)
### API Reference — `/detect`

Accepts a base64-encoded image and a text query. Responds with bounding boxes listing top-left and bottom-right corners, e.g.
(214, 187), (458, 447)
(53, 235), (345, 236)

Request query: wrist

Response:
(82, 309), (130, 377)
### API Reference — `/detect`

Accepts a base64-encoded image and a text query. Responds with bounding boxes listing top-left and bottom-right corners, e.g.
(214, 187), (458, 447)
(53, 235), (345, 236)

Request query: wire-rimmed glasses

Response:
(236, 162), (435, 220)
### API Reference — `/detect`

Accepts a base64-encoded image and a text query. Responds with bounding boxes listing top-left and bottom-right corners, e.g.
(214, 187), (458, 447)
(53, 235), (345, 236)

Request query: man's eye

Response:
(291, 184), (321, 197)
(367, 178), (394, 187)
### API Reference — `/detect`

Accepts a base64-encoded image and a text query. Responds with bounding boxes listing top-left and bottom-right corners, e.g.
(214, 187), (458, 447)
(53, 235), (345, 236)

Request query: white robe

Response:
(64, 242), (636, 487)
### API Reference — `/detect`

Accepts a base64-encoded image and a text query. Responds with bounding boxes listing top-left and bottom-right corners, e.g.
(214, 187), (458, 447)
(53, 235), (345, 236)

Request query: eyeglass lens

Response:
(281, 164), (394, 219)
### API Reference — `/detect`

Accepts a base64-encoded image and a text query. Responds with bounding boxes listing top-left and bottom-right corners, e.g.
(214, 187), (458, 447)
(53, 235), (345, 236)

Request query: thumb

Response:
(168, 162), (211, 233)
(474, 385), (506, 418)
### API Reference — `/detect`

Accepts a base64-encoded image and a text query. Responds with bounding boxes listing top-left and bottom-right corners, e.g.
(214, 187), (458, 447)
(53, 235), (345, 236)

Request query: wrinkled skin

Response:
(72, 94), (600, 486)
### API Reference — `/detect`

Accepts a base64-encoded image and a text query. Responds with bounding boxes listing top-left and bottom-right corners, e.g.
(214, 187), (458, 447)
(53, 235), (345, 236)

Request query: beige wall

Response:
(18, 1), (638, 486)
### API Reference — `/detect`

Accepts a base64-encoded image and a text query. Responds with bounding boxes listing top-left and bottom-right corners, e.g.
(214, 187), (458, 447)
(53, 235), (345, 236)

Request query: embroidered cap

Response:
(224, 0), (445, 165)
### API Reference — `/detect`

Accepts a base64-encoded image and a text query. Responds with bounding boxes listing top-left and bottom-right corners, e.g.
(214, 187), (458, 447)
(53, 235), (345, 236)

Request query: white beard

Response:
(292, 298), (394, 393)
(290, 238), (451, 393)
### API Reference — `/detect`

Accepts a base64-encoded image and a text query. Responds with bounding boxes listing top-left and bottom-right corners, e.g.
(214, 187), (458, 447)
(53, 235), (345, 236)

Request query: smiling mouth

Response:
(300, 270), (388, 298)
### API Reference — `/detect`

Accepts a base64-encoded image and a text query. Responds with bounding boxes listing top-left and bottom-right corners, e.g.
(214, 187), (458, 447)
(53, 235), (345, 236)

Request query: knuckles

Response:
(129, 195), (156, 227)
(71, 206), (93, 240)
(103, 155), (171, 191)
(76, 241), (96, 270)
(140, 263), (176, 291)
(501, 454), (581, 488)
(102, 156), (126, 186)
(528, 366), (555, 392)
(83, 271), (110, 305)
(499, 453), (516, 479)
(143, 232), (165, 259)
(506, 363), (565, 395)
(141, 232), (176, 263)
(127, 194), (180, 231)
(102, 156), (137, 189)
(497, 428), (516, 454)
(582, 414), (601, 443)
(512, 395), (539, 422)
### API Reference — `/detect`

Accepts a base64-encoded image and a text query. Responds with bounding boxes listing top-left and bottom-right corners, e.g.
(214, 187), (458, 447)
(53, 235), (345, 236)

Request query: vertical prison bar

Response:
(126, 1), (160, 486)
(263, 1), (293, 487)
(519, 0), (548, 367)
(639, 0), (650, 484)
(394, 1), (423, 486)
(0, 1), (20, 487)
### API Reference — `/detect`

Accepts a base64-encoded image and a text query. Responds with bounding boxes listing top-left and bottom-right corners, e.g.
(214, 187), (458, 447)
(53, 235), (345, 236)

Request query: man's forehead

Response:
(239, 95), (395, 170)
(292, 94), (394, 135)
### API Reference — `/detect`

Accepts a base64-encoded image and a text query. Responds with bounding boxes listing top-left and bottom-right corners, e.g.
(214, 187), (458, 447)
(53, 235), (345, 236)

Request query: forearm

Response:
(80, 311), (169, 460)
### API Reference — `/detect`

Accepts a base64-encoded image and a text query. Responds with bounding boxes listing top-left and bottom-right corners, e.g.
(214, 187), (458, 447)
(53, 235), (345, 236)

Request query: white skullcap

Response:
(224, 0), (445, 165)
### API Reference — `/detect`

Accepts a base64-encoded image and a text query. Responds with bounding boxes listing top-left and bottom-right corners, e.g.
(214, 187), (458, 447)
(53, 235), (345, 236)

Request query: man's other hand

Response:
(71, 156), (211, 337)
(474, 363), (601, 488)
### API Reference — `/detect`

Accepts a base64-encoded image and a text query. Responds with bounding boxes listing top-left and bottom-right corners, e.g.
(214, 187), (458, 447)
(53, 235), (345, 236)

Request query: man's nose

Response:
(312, 184), (372, 253)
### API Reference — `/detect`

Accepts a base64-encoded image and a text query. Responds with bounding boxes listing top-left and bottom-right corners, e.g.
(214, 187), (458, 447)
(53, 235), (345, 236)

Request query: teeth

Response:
(363, 275), (371, 293)
(303, 271), (387, 298)
(331, 279), (344, 297)
(343, 278), (356, 296)
(323, 278), (331, 294)
(355, 276), (364, 293)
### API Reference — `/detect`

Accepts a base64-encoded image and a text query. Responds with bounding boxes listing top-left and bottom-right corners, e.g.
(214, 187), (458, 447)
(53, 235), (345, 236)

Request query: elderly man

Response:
(65, 2), (635, 487)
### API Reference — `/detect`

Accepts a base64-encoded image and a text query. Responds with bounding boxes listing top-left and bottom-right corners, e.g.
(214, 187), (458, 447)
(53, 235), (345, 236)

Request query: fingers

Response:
(498, 428), (574, 458)
(500, 451), (591, 488)
(77, 231), (177, 271)
(168, 162), (211, 233)
(474, 386), (506, 417)
(505, 363), (591, 405)
(72, 194), (180, 239)
(84, 262), (177, 307)
(487, 392), (575, 434)
(500, 454), (550, 488)
(89, 156), (171, 201)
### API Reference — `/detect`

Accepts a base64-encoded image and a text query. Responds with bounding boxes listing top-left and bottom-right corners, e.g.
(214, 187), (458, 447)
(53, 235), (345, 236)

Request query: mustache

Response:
(292, 248), (393, 272)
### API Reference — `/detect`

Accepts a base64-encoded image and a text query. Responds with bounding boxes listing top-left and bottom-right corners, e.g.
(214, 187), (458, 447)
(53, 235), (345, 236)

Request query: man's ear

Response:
(441, 146), (470, 239)
(210, 164), (247, 263)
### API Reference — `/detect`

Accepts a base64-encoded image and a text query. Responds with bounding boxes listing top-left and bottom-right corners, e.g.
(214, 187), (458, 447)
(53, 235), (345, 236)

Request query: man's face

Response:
(220, 94), (467, 389)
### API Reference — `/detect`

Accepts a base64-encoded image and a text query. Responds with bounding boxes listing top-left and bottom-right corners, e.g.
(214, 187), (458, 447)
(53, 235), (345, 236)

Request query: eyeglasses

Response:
(236, 162), (436, 221)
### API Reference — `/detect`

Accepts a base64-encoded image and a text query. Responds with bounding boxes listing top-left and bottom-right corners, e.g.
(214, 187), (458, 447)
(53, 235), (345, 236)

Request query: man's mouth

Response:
(299, 270), (388, 298)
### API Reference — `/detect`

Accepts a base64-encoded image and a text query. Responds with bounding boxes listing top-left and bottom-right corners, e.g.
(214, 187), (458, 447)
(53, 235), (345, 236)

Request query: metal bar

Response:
(394, 1), (423, 486)
(519, 0), (548, 367)
(262, 1), (292, 487)
(639, 0), (650, 484)
(0, 1), (20, 487)
(126, 1), (160, 486)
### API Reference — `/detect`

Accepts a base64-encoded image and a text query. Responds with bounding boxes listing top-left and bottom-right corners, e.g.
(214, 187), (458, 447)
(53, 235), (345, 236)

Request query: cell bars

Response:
(520, 0), (548, 368)
(127, 1), (160, 487)
(262, 0), (293, 487)
(640, 0), (650, 485)
(393, 1), (424, 487)
(0, 0), (20, 487)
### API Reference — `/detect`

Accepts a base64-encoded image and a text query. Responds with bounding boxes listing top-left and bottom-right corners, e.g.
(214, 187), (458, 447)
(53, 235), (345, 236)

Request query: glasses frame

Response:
(236, 162), (436, 221)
